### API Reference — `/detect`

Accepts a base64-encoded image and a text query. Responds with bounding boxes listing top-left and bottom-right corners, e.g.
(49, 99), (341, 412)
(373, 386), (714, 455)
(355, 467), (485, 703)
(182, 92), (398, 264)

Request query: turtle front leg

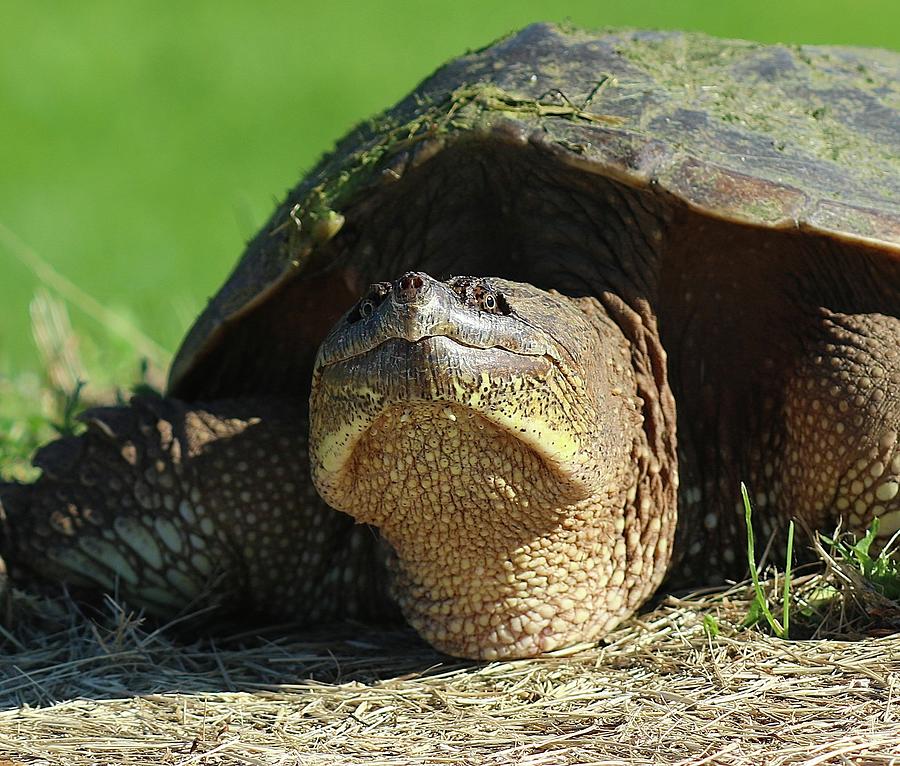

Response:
(768, 309), (900, 543)
(0, 397), (393, 623)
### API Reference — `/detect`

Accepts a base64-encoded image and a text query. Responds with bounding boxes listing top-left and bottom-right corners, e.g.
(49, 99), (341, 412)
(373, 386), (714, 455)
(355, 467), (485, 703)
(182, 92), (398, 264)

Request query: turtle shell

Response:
(168, 23), (900, 400)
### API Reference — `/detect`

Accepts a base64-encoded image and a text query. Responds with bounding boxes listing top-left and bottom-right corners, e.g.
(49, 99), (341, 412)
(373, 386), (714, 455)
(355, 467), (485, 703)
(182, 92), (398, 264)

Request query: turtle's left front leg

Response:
(0, 396), (393, 623)
(766, 309), (900, 544)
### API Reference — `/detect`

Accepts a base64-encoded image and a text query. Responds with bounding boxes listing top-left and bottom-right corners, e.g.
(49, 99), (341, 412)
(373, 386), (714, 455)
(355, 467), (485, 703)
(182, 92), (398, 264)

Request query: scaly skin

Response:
(1, 397), (393, 624)
(765, 310), (900, 540)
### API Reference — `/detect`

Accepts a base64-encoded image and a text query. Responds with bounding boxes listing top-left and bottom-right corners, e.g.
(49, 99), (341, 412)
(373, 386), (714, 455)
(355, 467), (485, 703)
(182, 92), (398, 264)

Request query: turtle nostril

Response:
(399, 274), (423, 291)
(395, 272), (428, 302)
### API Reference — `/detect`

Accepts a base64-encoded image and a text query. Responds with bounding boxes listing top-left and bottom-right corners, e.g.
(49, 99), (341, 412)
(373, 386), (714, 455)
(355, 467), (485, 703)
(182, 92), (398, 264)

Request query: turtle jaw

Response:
(309, 333), (594, 513)
(309, 272), (601, 507)
(313, 272), (566, 371)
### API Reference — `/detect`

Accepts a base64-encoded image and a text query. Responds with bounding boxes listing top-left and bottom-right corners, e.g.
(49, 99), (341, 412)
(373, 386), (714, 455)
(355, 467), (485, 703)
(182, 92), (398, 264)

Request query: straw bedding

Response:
(1, 555), (898, 766)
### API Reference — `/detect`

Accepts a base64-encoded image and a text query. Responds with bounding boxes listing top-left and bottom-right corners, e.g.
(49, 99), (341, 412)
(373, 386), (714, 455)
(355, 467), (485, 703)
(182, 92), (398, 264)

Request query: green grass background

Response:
(2, 0), (898, 383)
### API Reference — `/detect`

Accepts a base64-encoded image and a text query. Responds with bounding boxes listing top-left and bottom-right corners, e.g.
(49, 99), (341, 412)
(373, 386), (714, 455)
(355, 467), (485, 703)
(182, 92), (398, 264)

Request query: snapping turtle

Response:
(2, 24), (899, 660)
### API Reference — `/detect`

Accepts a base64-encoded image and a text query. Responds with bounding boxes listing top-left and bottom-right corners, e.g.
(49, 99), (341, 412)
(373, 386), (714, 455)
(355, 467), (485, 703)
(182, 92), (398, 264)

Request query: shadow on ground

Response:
(0, 586), (467, 709)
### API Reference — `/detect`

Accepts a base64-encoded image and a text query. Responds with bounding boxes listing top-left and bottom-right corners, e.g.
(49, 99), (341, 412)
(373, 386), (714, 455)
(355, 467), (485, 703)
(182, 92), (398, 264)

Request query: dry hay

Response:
(1, 561), (899, 766)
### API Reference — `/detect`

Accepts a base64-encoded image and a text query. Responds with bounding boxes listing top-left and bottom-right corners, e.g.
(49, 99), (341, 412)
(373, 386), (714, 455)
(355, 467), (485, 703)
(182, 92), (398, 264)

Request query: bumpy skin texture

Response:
(2, 398), (392, 624)
(2, 25), (900, 659)
(771, 311), (900, 538)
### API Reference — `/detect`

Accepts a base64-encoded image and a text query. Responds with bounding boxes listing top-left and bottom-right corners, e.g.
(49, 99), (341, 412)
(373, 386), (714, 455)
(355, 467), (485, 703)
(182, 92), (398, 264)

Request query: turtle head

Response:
(310, 271), (614, 504)
(308, 271), (653, 660)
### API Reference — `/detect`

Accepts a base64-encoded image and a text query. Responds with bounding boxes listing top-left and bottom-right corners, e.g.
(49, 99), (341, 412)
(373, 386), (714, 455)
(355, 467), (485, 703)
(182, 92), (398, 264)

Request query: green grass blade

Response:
(782, 520), (794, 638)
(742, 482), (784, 637)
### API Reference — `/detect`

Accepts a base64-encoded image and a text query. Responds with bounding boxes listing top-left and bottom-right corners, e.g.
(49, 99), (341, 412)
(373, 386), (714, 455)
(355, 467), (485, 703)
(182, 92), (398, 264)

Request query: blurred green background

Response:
(2, 0), (898, 384)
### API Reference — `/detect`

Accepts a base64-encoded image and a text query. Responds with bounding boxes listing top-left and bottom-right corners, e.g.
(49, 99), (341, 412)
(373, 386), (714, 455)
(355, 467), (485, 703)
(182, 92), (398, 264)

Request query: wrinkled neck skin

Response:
(309, 273), (676, 659)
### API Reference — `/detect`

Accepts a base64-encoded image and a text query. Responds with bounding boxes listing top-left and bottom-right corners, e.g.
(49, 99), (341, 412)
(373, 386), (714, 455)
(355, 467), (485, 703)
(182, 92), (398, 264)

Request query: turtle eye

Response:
(447, 277), (511, 316)
(474, 285), (511, 315)
(348, 282), (391, 324)
(359, 299), (375, 318)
